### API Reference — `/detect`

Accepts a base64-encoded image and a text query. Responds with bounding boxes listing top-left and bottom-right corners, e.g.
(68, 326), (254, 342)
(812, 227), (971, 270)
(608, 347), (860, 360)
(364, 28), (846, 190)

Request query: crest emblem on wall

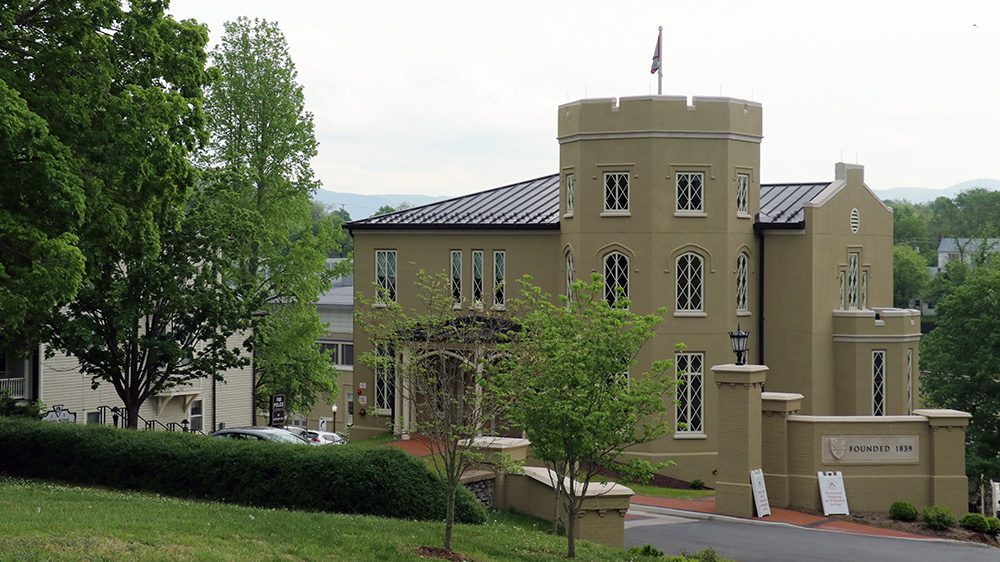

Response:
(829, 437), (848, 460)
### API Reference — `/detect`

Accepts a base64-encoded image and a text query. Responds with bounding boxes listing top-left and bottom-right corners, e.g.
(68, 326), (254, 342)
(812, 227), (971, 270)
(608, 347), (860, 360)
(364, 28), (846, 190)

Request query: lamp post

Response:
(728, 325), (750, 366)
(331, 403), (338, 432)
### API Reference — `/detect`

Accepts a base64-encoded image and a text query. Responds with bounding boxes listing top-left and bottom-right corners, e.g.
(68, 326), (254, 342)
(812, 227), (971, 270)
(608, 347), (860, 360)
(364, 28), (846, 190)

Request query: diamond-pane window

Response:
(603, 172), (629, 212)
(847, 252), (859, 309)
(376, 250), (397, 302)
(839, 271), (846, 309)
(677, 172), (704, 212)
(565, 252), (574, 302)
(676, 252), (704, 312)
(906, 348), (913, 414)
(860, 270), (868, 310)
(736, 252), (749, 312)
(450, 250), (462, 305)
(872, 350), (886, 416)
(493, 251), (505, 307)
(736, 173), (749, 215)
(603, 252), (629, 307)
(375, 343), (395, 415)
(472, 250), (484, 306)
(675, 353), (704, 433)
(566, 174), (575, 215)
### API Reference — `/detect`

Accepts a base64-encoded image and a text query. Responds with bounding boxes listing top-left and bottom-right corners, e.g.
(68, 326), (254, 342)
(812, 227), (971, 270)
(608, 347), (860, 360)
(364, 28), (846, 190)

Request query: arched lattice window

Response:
(565, 252), (574, 300)
(736, 252), (749, 313)
(603, 252), (629, 307)
(676, 252), (704, 312)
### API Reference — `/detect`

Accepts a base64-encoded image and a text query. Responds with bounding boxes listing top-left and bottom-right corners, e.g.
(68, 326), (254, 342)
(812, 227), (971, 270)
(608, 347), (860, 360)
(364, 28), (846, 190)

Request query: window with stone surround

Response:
(375, 250), (397, 303)
(675, 352), (704, 434)
(736, 173), (749, 216)
(676, 252), (704, 313)
(603, 252), (629, 307)
(736, 252), (749, 313)
(872, 350), (886, 416)
(603, 172), (629, 213)
(676, 172), (704, 213)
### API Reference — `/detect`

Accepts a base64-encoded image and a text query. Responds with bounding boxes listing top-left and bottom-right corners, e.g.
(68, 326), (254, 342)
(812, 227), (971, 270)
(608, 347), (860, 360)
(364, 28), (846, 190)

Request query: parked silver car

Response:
(211, 426), (310, 445)
(284, 426), (346, 445)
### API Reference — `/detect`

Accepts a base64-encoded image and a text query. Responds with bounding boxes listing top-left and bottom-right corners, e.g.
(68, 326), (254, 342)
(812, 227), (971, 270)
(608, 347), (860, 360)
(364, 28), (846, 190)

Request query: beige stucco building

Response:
(345, 96), (921, 484)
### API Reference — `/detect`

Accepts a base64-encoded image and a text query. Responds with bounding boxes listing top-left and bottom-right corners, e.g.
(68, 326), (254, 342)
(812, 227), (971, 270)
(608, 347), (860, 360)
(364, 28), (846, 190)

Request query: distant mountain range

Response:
(873, 179), (1000, 204)
(313, 190), (448, 220)
(314, 178), (1000, 219)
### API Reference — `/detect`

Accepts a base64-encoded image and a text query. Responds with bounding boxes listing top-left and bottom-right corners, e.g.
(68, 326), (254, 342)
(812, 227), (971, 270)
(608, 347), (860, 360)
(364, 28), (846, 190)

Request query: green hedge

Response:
(0, 418), (486, 524)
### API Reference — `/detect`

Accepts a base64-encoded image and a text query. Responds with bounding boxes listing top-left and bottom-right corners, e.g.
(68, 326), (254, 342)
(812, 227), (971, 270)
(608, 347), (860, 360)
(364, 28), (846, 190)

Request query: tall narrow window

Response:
(872, 350), (886, 416)
(565, 174), (575, 215)
(565, 252), (574, 301)
(736, 173), (749, 215)
(860, 270), (868, 310)
(675, 352), (704, 434)
(493, 250), (505, 307)
(676, 252), (704, 312)
(189, 400), (203, 432)
(603, 172), (629, 212)
(847, 252), (859, 309)
(603, 252), (629, 307)
(736, 252), (749, 313)
(376, 250), (397, 302)
(839, 271), (846, 309)
(375, 343), (395, 416)
(450, 250), (462, 305)
(906, 348), (913, 414)
(472, 250), (484, 306)
(676, 172), (704, 213)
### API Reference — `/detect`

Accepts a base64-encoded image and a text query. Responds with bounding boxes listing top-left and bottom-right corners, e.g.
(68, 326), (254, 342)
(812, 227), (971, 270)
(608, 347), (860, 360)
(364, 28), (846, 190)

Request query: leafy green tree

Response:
(893, 244), (931, 307)
(200, 17), (343, 415)
(373, 202), (412, 216)
(886, 200), (934, 264)
(356, 270), (516, 553)
(497, 274), (675, 558)
(0, 80), (84, 349)
(922, 257), (1000, 478)
(2, 1), (245, 428)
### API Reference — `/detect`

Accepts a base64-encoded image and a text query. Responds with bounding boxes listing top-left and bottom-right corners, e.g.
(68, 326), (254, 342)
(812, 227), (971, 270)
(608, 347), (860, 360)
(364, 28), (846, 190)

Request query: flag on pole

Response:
(650, 28), (662, 74)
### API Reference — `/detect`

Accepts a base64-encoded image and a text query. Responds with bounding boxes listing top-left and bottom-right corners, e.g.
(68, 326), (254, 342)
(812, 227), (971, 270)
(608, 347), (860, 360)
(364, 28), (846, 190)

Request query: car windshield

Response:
(268, 431), (308, 444)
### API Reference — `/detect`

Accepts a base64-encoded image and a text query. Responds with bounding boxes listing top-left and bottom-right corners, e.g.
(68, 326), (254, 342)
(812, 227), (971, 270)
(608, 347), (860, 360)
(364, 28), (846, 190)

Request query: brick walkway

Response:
(630, 495), (931, 539)
(383, 436), (437, 457)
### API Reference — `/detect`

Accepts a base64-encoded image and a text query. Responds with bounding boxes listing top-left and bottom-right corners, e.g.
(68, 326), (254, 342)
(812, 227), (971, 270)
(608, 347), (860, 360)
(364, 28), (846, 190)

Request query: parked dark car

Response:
(210, 426), (310, 445)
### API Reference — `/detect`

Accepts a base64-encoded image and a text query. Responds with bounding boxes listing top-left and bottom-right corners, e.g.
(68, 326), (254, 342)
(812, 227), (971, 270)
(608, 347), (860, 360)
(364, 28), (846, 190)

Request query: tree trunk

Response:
(566, 502), (577, 558)
(122, 389), (143, 429)
(444, 480), (457, 551)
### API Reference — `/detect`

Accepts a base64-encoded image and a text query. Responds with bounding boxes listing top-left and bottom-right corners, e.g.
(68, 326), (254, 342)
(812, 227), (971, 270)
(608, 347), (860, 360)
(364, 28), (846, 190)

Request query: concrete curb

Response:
(627, 504), (997, 549)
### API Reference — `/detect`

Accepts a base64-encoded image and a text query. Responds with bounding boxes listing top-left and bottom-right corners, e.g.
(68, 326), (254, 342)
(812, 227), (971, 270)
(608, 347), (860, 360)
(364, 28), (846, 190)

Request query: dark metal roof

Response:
(346, 174), (561, 231)
(758, 182), (832, 225)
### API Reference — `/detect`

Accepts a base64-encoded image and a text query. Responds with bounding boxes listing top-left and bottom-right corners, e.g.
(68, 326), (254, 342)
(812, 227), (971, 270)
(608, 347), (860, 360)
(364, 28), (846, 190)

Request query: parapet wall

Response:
(557, 96), (763, 141)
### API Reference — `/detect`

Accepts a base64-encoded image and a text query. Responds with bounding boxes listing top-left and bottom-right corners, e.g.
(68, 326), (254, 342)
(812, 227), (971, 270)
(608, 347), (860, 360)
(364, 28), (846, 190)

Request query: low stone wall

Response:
(494, 467), (633, 548)
(457, 436), (633, 548)
(763, 392), (970, 515)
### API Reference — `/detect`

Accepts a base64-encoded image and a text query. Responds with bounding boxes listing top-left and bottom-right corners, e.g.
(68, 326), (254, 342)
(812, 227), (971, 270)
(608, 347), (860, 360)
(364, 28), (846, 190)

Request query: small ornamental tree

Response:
(356, 270), (515, 553)
(497, 274), (676, 558)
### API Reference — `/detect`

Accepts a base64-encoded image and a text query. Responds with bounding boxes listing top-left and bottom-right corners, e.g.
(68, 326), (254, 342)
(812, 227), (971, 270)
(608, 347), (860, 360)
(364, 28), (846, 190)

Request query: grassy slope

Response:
(0, 478), (659, 562)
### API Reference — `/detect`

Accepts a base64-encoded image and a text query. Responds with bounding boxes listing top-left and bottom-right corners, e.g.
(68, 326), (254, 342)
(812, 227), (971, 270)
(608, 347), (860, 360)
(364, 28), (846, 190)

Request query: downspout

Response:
(753, 222), (766, 364)
(212, 371), (217, 431)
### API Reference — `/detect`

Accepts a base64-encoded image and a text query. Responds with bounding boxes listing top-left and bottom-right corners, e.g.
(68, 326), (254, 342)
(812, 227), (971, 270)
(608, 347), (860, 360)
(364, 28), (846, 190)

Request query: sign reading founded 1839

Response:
(821, 435), (919, 464)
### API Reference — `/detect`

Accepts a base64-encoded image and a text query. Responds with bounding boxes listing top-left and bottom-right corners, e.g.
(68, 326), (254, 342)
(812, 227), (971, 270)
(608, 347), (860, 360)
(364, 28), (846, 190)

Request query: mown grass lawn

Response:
(0, 477), (663, 562)
(624, 482), (715, 500)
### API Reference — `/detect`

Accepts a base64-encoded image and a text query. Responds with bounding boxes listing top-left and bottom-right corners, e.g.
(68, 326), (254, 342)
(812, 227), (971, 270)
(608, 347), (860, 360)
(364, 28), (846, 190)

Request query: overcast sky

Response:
(169, 0), (999, 197)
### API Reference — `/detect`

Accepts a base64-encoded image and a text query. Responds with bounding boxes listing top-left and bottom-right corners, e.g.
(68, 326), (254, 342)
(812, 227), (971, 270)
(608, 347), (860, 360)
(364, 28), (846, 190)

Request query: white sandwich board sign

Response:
(817, 471), (850, 516)
(750, 468), (771, 517)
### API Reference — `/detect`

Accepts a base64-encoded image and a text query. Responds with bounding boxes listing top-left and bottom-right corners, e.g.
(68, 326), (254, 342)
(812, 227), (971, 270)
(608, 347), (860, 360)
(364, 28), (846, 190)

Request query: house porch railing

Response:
(0, 377), (26, 399)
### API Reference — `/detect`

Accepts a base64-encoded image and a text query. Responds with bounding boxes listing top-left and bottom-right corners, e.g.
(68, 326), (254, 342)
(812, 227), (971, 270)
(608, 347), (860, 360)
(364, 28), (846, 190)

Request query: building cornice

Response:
(557, 130), (763, 145)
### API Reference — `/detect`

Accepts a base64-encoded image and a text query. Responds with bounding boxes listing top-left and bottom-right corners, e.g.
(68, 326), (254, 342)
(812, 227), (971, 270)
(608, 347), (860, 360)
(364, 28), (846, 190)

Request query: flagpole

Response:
(657, 26), (663, 95)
